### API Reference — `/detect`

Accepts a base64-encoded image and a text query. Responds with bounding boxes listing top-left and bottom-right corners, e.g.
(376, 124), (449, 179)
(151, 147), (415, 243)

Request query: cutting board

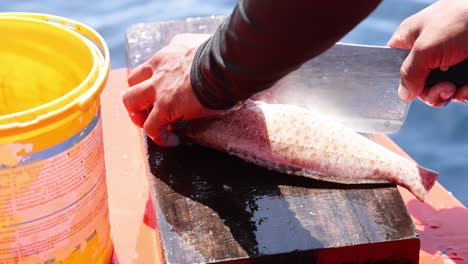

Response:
(126, 17), (419, 263)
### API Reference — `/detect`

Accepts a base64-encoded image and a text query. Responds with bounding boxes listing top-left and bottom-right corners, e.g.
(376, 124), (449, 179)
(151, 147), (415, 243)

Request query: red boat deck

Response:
(103, 68), (468, 264)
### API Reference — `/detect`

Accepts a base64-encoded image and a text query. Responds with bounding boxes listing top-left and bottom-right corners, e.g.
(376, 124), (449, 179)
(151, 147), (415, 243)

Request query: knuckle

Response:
(399, 17), (413, 31)
(399, 18), (416, 34)
(413, 40), (443, 69)
(142, 111), (155, 131)
(122, 89), (137, 106)
(412, 40), (434, 55)
(143, 121), (157, 139)
(399, 63), (411, 81)
(128, 63), (154, 84)
(149, 55), (162, 66)
(411, 30), (442, 56)
(121, 95), (131, 108)
(393, 16), (423, 48)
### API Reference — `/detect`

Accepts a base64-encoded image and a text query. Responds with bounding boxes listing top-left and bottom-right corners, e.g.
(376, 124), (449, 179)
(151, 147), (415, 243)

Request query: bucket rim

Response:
(0, 13), (110, 132)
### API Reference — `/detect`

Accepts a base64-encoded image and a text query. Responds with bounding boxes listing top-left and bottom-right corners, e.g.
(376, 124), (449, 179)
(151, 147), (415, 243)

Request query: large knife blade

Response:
(255, 43), (467, 134)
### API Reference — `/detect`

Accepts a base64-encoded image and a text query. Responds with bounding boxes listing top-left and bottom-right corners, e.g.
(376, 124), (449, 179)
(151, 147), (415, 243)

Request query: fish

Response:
(178, 100), (438, 202)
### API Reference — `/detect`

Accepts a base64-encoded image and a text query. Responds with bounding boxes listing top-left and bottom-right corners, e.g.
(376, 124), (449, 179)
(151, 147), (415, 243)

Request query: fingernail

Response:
(165, 133), (180, 147)
(398, 85), (411, 101)
(440, 91), (453, 100)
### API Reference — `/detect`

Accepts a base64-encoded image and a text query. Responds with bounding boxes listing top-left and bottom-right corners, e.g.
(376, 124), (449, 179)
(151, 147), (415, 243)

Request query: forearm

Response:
(191, 0), (382, 109)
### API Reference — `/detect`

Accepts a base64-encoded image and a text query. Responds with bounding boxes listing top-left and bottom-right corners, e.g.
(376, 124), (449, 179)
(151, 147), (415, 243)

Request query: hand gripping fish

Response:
(179, 101), (438, 202)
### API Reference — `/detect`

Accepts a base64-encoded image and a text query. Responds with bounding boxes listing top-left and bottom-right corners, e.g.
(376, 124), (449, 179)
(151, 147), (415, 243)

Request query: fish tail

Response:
(415, 166), (439, 201)
(419, 166), (439, 191)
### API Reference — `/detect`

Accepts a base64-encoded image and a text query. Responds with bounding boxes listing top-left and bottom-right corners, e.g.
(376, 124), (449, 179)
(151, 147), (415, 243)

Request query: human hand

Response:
(387, 0), (468, 107)
(122, 33), (220, 147)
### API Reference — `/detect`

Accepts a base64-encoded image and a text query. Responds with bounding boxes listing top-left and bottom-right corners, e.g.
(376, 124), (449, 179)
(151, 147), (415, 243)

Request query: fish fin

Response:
(407, 166), (439, 202)
(322, 175), (390, 185)
(418, 166), (439, 193)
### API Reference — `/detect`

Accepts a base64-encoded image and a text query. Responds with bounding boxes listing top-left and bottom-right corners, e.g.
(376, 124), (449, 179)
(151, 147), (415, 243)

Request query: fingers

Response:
(122, 79), (156, 112)
(419, 83), (468, 106)
(453, 85), (468, 103)
(419, 82), (456, 107)
(128, 63), (154, 86)
(143, 107), (180, 147)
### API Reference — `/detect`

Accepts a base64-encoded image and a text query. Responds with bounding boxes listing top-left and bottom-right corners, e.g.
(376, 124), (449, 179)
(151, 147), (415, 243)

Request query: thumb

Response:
(387, 17), (423, 49)
(143, 107), (180, 147)
(397, 39), (434, 102)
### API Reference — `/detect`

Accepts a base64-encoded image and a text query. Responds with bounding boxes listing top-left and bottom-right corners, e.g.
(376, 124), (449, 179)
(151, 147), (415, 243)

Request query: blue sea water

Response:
(2, 0), (467, 205)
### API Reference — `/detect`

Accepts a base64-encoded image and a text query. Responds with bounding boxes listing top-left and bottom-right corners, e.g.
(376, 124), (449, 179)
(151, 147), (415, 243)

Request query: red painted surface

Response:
(101, 68), (159, 264)
(374, 134), (468, 264)
(103, 68), (467, 264)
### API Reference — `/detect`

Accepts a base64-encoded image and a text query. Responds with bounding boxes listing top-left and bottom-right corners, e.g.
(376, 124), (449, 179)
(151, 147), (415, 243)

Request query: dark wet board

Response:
(126, 17), (419, 264)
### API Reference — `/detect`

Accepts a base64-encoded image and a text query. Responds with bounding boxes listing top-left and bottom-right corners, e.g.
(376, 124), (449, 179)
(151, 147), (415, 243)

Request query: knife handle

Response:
(425, 59), (468, 88)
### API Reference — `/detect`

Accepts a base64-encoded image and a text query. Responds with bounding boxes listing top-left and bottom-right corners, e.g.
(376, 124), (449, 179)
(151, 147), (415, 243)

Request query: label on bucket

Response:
(0, 111), (112, 263)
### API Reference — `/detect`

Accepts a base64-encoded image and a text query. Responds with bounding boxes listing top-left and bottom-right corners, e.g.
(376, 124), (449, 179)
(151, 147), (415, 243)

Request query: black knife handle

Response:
(425, 59), (468, 88)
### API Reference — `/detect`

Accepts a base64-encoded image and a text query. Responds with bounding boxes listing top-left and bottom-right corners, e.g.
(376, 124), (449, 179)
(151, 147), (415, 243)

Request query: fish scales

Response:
(180, 101), (438, 202)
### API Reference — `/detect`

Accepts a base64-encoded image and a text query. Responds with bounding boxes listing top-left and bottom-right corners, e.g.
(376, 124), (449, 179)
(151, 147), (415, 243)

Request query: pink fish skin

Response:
(180, 101), (438, 202)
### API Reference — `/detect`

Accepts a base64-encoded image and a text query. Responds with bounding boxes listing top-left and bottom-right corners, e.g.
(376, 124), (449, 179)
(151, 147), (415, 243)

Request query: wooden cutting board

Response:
(144, 138), (418, 264)
(126, 17), (419, 263)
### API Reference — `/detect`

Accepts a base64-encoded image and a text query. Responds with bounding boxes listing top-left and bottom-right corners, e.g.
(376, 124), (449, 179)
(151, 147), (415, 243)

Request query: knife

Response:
(255, 43), (468, 133)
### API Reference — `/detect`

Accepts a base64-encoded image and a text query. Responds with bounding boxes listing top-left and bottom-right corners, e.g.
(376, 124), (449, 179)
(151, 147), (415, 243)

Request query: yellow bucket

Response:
(0, 13), (112, 263)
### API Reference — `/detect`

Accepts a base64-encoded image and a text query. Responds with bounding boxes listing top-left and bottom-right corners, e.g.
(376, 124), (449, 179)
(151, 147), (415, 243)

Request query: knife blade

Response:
(254, 43), (467, 134)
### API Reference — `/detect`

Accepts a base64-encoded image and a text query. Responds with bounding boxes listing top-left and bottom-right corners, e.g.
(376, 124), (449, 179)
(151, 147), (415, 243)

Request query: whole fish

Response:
(179, 100), (438, 202)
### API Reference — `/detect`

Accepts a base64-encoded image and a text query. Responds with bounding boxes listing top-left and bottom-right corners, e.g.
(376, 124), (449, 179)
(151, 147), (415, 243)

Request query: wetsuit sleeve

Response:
(190, 0), (382, 110)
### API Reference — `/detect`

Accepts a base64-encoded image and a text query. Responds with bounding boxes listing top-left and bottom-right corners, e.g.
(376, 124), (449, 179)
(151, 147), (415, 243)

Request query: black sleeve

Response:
(191, 0), (382, 110)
